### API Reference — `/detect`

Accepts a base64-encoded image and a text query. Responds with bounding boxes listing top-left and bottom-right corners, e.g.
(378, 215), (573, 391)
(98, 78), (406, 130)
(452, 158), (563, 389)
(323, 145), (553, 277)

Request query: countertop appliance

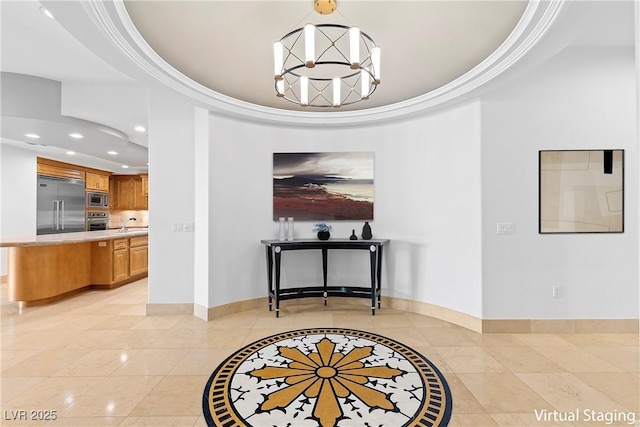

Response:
(86, 212), (109, 231)
(37, 175), (86, 235)
(86, 191), (109, 208)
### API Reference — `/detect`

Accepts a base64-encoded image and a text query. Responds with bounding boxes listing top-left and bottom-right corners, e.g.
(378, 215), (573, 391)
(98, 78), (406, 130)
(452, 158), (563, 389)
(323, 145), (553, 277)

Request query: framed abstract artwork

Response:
(273, 152), (374, 221)
(539, 149), (624, 233)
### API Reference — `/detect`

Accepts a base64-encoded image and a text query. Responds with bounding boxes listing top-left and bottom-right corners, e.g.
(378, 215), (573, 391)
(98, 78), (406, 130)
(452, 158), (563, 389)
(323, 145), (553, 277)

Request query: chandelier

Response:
(273, 0), (381, 108)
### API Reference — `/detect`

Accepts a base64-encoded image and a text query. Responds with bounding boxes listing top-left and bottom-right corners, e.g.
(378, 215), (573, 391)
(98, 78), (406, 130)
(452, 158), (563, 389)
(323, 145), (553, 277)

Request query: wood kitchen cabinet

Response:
(91, 236), (148, 287)
(141, 174), (149, 196)
(7, 242), (91, 304)
(38, 158), (112, 193)
(111, 175), (148, 210)
(6, 232), (149, 305)
(37, 158), (85, 180)
(86, 172), (110, 192)
(129, 236), (148, 276)
(112, 239), (129, 282)
(111, 177), (134, 209)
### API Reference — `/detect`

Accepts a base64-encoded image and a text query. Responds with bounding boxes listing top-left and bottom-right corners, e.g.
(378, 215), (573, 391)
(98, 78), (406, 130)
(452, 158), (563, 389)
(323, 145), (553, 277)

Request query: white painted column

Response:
(193, 107), (211, 320)
(635, 0), (640, 328)
(147, 90), (196, 311)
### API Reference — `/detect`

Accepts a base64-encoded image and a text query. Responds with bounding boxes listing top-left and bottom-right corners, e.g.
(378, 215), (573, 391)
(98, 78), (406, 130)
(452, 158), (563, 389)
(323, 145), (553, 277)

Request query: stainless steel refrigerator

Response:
(37, 175), (86, 235)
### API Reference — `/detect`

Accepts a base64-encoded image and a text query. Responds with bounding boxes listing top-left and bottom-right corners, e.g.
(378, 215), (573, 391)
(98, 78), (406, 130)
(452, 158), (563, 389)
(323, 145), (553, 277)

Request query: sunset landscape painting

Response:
(273, 152), (374, 221)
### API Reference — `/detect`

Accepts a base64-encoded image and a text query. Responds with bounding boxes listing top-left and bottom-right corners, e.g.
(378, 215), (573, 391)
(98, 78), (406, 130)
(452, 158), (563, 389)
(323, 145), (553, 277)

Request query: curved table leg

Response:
(369, 244), (377, 315)
(377, 245), (384, 309)
(266, 246), (273, 311)
(322, 247), (328, 306)
(274, 246), (281, 318)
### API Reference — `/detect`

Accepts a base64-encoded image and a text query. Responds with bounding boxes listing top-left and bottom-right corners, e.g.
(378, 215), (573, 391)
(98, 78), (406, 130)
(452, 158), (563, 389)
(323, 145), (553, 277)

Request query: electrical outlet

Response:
(172, 222), (183, 232)
(552, 285), (561, 298)
(183, 222), (194, 232)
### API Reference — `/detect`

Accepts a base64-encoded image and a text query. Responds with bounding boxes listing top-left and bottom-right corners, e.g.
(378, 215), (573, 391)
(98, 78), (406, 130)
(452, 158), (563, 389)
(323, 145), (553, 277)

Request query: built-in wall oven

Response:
(86, 212), (109, 231)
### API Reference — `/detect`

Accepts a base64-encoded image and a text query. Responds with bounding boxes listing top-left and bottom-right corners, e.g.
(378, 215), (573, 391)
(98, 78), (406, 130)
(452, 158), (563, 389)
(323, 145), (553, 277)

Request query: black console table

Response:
(261, 238), (389, 317)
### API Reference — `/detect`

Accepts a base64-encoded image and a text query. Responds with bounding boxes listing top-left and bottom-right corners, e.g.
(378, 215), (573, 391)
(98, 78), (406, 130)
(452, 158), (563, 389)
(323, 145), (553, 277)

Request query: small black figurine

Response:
(349, 230), (358, 240)
(362, 221), (372, 240)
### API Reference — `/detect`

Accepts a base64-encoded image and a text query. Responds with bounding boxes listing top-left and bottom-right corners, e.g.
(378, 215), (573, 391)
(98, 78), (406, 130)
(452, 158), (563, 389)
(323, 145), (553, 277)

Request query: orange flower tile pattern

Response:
(202, 328), (453, 426)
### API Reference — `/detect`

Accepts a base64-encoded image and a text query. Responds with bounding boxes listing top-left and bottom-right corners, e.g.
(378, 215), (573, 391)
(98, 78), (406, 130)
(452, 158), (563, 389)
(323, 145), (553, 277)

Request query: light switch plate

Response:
(497, 223), (514, 235)
(183, 222), (194, 232)
(172, 222), (184, 232)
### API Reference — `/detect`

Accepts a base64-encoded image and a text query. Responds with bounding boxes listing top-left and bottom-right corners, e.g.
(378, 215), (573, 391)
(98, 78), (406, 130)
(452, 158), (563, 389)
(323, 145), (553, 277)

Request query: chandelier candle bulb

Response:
(361, 69), (370, 99)
(304, 24), (315, 68)
(273, 42), (284, 80)
(332, 77), (341, 107)
(300, 76), (309, 106)
(349, 27), (360, 69)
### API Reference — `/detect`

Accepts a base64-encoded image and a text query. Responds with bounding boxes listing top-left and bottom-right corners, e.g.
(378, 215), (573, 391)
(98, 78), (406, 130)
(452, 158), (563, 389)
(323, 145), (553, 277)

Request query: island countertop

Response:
(1, 229), (148, 247)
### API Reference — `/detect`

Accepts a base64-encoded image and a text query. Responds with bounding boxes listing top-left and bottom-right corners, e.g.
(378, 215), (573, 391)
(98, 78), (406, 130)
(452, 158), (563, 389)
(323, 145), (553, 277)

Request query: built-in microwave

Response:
(86, 192), (109, 208)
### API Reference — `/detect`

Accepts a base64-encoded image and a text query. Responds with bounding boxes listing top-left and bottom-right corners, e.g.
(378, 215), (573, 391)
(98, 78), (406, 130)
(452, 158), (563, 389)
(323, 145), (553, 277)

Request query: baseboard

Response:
(147, 296), (639, 334)
(482, 318), (639, 333)
(204, 298), (266, 320)
(146, 303), (194, 316)
(146, 299), (267, 319)
(383, 296), (484, 333)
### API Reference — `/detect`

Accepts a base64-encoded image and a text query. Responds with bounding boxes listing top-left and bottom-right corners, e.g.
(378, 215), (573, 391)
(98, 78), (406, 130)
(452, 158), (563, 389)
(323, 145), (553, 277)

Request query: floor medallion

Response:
(202, 328), (452, 427)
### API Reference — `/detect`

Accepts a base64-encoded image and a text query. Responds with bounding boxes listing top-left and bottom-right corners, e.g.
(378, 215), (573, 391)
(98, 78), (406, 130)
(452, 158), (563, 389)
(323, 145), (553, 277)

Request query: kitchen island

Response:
(1, 229), (148, 305)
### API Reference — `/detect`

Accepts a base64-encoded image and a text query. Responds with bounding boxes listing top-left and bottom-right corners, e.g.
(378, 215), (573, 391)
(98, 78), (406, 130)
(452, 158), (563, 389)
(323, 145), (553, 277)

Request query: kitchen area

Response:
(36, 157), (148, 234)
(0, 156), (149, 306)
(1, 13), (153, 309)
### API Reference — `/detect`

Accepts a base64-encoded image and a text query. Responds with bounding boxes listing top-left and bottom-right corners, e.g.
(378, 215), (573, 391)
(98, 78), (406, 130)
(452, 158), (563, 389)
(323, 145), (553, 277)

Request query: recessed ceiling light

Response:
(66, 151), (76, 155)
(107, 151), (118, 155)
(39, 6), (54, 19)
(121, 165), (129, 169)
(134, 125), (146, 132)
(69, 133), (84, 139)
(24, 133), (40, 139)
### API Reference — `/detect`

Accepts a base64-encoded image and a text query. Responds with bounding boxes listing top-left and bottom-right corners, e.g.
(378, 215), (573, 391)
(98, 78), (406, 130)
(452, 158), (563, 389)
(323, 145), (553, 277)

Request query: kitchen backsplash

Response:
(109, 210), (149, 229)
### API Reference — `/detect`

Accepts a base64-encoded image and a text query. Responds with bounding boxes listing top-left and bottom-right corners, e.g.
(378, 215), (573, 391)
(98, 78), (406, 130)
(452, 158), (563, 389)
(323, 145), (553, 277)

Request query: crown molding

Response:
(81, 0), (568, 127)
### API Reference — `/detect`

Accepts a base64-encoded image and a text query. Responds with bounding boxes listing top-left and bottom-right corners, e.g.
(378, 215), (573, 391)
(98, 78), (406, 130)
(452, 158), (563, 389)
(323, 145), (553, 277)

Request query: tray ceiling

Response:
(123, 1), (528, 112)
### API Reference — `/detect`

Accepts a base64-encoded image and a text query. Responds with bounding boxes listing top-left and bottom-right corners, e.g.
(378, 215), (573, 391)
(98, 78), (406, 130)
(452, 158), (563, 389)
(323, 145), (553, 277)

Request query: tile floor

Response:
(1, 279), (638, 426)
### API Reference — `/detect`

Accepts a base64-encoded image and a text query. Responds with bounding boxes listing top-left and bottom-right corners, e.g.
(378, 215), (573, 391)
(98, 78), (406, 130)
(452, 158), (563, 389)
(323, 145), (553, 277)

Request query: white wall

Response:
(147, 91), (196, 304)
(481, 47), (638, 319)
(0, 144), (37, 275)
(205, 101), (484, 317)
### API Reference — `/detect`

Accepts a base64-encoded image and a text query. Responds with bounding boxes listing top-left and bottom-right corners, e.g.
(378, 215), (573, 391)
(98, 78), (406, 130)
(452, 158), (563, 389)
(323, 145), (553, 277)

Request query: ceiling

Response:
(123, 0), (528, 112)
(0, 0), (636, 172)
(1, 0), (149, 173)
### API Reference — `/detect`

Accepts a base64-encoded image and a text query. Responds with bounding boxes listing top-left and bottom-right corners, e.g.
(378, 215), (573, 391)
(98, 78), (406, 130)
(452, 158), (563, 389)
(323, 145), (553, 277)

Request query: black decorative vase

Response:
(362, 222), (372, 240)
(349, 230), (358, 240)
(317, 231), (330, 240)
